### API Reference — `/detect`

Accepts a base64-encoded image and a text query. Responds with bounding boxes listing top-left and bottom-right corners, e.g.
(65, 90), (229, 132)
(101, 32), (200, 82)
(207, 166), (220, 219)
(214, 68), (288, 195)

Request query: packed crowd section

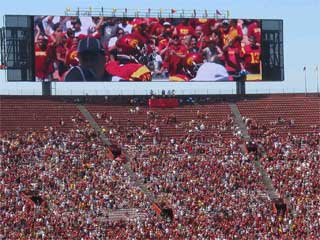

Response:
(243, 114), (320, 238)
(0, 115), (149, 239)
(76, 102), (302, 238)
(1, 94), (319, 238)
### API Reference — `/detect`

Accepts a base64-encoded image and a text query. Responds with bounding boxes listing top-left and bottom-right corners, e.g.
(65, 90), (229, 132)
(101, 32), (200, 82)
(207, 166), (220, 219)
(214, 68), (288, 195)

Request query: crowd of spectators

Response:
(34, 16), (261, 81)
(88, 106), (318, 238)
(242, 116), (320, 238)
(0, 115), (149, 239)
(1, 99), (319, 238)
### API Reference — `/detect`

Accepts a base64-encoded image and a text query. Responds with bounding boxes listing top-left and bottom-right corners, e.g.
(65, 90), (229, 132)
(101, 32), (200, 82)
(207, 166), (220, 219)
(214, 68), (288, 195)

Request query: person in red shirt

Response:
(174, 19), (195, 37)
(223, 46), (242, 75)
(131, 22), (149, 45)
(247, 20), (261, 46)
(219, 19), (243, 51)
(157, 22), (173, 53)
(189, 18), (214, 36)
(34, 32), (55, 81)
(131, 22), (150, 62)
(240, 36), (261, 74)
(218, 20), (243, 76)
(161, 35), (187, 76)
(130, 18), (145, 32)
(149, 20), (163, 39)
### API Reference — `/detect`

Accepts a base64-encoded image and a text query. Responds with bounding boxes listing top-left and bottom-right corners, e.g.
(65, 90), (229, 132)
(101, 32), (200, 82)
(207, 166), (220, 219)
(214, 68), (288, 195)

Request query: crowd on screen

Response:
(2, 100), (319, 238)
(34, 16), (261, 82)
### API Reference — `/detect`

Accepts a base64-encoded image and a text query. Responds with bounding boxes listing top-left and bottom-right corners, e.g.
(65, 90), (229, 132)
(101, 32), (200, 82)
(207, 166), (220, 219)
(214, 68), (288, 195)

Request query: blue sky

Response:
(0, 0), (319, 94)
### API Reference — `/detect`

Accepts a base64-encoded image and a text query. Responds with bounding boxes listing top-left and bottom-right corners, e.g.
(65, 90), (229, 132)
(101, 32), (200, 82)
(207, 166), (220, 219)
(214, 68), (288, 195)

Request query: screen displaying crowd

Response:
(34, 16), (262, 82)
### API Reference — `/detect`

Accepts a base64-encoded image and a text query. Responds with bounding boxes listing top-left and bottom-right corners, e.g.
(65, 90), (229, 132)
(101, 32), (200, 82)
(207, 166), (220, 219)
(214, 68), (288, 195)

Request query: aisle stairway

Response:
(77, 104), (157, 206)
(230, 102), (279, 200)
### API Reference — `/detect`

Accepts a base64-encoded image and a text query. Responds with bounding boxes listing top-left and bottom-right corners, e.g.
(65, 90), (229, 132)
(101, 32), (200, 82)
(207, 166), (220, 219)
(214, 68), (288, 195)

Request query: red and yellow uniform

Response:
(175, 24), (195, 37)
(65, 46), (79, 67)
(131, 31), (149, 45)
(166, 44), (188, 75)
(158, 38), (169, 52)
(105, 61), (151, 81)
(169, 73), (190, 81)
(241, 44), (261, 74)
(224, 47), (241, 74)
(247, 21), (261, 45)
(34, 44), (55, 79)
(220, 25), (243, 50)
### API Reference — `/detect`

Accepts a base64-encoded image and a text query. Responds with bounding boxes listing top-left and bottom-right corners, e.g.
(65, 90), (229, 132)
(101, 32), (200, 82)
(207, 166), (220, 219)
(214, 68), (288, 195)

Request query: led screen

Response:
(33, 16), (263, 82)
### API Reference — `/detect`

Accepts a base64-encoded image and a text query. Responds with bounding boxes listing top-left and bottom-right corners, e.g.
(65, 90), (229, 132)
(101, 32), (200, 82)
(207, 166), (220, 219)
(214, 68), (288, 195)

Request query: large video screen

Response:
(34, 16), (264, 82)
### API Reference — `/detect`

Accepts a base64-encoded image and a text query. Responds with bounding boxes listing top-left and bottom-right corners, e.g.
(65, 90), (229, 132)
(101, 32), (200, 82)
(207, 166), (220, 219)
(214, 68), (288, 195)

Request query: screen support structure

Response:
(236, 76), (246, 95)
(261, 20), (284, 81)
(2, 15), (34, 81)
(0, 27), (6, 68)
(42, 81), (52, 96)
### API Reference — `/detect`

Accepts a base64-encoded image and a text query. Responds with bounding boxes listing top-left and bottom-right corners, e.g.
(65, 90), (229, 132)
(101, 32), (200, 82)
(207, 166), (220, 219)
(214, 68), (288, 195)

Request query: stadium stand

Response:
(0, 94), (319, 238)
(237, 94), (320, 136)
(0, 96), (79, 133)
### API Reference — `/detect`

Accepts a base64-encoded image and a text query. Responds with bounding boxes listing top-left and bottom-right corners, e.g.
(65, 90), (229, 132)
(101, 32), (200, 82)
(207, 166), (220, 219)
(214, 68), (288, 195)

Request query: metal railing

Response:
(64, 7), (230, 19)
(0, 86), (317, 96)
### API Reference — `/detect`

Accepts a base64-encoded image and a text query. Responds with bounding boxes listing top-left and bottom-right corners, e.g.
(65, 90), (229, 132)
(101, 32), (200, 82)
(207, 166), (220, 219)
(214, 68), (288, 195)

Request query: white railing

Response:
(0, 79), (318, 96)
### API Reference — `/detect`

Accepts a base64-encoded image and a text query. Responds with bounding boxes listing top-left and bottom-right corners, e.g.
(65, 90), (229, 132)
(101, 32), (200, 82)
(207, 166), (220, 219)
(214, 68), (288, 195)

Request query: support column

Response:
(42, 81), (52, 96)
(236, 76), (246, 95)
